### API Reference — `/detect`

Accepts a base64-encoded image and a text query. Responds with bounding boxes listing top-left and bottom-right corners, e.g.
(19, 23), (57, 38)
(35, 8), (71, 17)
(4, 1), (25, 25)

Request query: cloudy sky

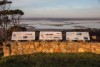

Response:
(10, 0), (100, 18)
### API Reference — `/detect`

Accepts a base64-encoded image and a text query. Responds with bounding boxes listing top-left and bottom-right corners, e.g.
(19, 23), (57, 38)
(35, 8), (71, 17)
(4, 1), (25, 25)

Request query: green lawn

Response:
(0, 53), (100, 67)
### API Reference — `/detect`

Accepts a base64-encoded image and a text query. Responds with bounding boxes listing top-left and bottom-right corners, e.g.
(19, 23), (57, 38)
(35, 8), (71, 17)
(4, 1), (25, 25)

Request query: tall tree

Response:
(0, 0), (12, 41)
(0, 0), (24, 41)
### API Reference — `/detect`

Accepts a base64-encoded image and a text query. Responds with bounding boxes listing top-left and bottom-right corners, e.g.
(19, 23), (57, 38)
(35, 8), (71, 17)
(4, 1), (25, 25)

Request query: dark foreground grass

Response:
(0, 53), (100, 67)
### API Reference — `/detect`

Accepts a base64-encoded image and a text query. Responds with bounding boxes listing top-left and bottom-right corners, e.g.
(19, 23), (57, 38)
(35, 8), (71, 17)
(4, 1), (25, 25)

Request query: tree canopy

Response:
(0, 1), (12, 5)
(0, 9), (24, 15)
(0, 0), (24, 42)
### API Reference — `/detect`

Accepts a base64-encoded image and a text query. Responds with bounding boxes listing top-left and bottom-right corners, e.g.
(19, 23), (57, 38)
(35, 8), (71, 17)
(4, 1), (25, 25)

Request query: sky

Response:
(10, 0), (100, 18)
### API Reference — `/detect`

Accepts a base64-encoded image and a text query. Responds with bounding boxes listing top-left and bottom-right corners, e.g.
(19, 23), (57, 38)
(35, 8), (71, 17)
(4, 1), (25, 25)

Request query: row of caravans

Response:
(11, 31), (90, 41)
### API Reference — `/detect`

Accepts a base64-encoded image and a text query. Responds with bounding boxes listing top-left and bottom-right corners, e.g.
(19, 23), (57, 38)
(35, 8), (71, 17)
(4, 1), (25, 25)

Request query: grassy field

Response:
(0, 53), (100, 67)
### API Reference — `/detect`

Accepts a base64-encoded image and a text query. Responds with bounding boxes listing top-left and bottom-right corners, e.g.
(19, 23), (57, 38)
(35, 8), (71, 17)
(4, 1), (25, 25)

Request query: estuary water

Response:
(20, 20), (100, 30)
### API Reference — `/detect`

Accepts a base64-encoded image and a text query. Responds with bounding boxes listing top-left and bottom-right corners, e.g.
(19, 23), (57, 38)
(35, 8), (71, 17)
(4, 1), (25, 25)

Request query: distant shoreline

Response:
(21, 18), (100, 21)
(26, 28), (100, 31)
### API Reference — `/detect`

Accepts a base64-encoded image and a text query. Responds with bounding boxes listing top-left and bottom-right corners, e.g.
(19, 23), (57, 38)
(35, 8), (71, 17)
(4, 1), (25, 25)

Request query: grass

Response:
(0, 53), (100, 67)
(0, 52), (3, 57)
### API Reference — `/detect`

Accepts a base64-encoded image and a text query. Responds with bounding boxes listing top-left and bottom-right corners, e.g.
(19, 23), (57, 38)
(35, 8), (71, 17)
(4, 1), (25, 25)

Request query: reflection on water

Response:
(20, 20), (100, 29)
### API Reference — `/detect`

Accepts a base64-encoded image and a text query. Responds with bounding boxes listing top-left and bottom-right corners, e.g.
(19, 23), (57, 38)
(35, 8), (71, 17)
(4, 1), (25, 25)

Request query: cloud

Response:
(11, 0), (56, 8)
(9, 0), (100, 18)
(11, 0), (33, 7)
(23, 8), (100, 18)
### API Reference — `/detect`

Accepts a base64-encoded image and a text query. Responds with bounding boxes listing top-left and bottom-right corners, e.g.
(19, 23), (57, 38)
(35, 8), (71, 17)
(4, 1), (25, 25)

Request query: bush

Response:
(0, 53), (100, 67)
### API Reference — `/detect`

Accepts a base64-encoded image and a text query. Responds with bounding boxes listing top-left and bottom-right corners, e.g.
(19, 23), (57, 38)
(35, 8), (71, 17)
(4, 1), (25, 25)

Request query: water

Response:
(20, 20), (100, 30)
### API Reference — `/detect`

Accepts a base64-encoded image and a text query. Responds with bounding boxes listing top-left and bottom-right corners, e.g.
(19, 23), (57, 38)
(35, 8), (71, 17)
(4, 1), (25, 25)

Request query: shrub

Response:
(0, 53), (100, 67)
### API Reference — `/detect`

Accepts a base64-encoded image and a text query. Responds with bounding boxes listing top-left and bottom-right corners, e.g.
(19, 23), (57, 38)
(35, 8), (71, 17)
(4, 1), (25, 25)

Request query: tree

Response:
(0, 0), (24, 41)
(9, 9), (24, 26)
(0, 9), (24, 26)
(0, 0), (12, 41)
